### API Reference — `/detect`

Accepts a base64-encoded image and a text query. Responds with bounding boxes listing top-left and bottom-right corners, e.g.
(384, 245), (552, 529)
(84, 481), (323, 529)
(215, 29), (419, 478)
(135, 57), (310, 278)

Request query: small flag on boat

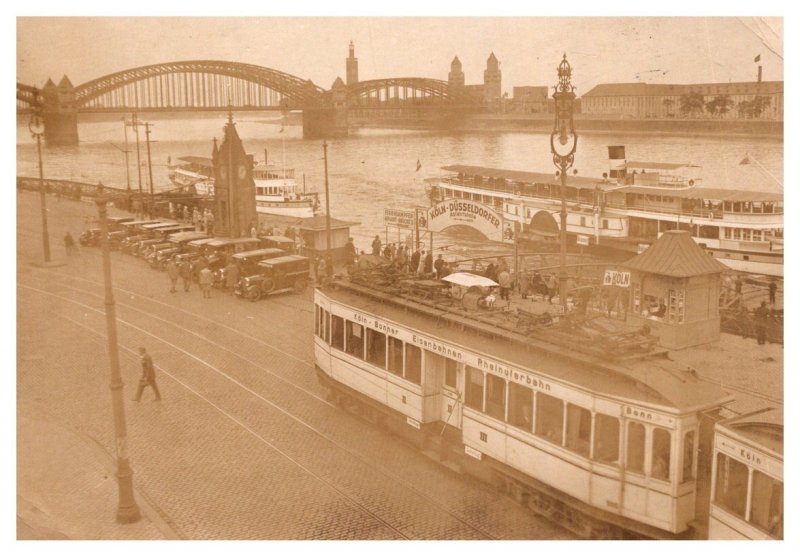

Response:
(754, 54), (761, 63)
(416, 160), (422, 172)
(279, 127), (284, 133)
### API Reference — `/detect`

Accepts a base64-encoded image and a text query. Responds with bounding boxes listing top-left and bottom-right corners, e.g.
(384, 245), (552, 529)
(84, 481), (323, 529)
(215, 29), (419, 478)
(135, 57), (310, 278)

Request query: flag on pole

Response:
(754, 54), (761, 63)
(416, 160), (422, 172)
(739, 154), (751, 165)
(279, 127), (284, 133)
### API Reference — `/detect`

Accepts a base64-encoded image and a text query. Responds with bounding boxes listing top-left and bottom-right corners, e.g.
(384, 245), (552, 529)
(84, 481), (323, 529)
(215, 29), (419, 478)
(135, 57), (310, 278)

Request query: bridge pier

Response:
(302, 108), (348, 139)
(42, 77), (79, 146)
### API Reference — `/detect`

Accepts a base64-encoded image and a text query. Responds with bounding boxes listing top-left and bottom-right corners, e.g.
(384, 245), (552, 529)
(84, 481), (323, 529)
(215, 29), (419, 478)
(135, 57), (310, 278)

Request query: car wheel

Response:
(261, 277), (275, 294)
(247, 287), (261, 302)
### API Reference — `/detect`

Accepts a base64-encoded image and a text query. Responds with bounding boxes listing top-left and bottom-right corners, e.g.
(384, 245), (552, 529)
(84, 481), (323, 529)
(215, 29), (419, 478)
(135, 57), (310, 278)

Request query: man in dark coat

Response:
(344, 238), (357, 266)
(768, 279), (777, 305)
(434, 254), (445, 279)
(410, 249), (421, 275)
(371, 235), (382, 257)
(754, 301), (769, 345)
(423, 251), (433, 274)
(179, 260), (192, 292)
(133, 347), (162, 401)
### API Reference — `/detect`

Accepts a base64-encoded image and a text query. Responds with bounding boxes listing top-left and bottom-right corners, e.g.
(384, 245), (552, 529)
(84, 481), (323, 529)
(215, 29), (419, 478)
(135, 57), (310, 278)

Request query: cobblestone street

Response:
(16, 191), (576, 540)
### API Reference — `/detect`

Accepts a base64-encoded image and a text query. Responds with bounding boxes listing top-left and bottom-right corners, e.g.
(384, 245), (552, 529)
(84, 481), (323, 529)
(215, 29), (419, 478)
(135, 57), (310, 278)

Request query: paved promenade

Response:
(16, 190), (573, 540)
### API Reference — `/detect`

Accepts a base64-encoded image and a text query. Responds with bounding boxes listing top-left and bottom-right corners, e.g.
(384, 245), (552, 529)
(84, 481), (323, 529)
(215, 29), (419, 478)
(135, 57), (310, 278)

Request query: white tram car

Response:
(708, 408), (783, 540)
(313, 281), (748, 539)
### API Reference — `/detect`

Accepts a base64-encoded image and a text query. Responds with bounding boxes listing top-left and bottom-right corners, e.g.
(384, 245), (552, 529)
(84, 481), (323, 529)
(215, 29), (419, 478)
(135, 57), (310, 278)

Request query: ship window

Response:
(507, 383), (533, 432)
(366, 328), (386, 369)
(742, 229), (752, 241)
(750, 471), (783, 539)
(565, 404), (591, 457)
(682, 430), (695, 482)
(594, 414), (620, 464)
(733, 228), (741, 240)
(626, 422), (646, 474)
(723, 228), (732, 239)
(465, 366), (484, 411)
(733, 202), (742, 213)
(405, 344), (422, 385)
(714, 453), (748, 518)
(651, 427), (671, 481)
(387, 337), (403, 376)
(345, 321), (365, 359)
(580, 216), (586, 227)
(485, 374), (506, 420)
(752, 201), (763, 214)
(535, 393), (564, 445)
(445, 358), (458, 388)
(602, 219), (609, 229)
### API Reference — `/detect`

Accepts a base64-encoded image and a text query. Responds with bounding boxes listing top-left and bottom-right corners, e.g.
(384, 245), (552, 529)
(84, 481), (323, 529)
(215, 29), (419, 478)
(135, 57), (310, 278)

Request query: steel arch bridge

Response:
(46, 60), (329, 112)
(346, 77), (456, 107)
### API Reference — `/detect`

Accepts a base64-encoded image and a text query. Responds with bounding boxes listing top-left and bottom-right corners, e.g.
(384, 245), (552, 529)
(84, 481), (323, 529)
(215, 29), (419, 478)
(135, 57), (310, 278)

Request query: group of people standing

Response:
(364, 235), (453, 278)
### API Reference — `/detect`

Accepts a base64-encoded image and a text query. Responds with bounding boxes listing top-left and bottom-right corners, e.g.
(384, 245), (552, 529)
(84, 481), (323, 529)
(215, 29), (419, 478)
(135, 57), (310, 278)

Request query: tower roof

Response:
(624, 230), (728, 277)
(331, 76), (346, 89)
(488, 52), (498, 62)
(451, 56), (461, 66)
(58, 75), (73, 88)
(43, 78), (56, 90)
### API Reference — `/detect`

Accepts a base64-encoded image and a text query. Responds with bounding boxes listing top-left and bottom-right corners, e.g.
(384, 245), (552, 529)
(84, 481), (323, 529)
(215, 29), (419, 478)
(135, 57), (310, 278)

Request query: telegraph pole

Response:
(28, 103), (51, 263)
(144, 122), (155, 219)
(130, 112), (143, 218)
(122, 117), (131, 193)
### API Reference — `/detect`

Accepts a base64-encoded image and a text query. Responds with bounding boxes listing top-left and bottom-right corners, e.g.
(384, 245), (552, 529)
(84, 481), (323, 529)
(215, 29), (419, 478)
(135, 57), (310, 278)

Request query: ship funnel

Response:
(608, 145), (627, 182)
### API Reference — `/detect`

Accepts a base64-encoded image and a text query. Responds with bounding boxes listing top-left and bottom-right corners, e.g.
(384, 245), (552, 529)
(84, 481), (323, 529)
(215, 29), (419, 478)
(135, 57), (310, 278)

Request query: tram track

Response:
(19, 278), (508, 540)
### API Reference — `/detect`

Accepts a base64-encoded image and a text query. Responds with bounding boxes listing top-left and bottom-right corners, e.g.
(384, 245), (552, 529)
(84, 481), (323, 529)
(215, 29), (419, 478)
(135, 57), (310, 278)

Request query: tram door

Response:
(423, 351), (462, 428)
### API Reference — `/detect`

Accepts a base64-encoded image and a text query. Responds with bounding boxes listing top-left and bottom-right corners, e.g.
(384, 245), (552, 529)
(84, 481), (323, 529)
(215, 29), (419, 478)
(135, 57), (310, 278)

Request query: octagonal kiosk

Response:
(625, 230), (728, 350)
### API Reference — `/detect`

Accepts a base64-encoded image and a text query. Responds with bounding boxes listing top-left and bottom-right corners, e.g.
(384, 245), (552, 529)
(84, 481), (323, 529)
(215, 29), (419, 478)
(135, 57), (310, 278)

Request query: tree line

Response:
(662, 93), (773, 118)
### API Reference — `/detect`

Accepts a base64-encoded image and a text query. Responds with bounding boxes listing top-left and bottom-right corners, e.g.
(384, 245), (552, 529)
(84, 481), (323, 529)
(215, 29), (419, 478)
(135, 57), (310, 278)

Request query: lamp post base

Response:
(29, 259), (66, 269)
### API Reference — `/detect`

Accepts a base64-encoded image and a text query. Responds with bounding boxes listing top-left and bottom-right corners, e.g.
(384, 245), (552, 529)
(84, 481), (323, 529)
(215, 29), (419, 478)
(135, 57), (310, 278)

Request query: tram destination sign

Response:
(384, 208), (415, 229)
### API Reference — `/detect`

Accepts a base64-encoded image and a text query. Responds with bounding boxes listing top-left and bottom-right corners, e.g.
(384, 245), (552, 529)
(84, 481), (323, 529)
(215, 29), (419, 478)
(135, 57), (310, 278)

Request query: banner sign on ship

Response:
(426, 200), (503, 241)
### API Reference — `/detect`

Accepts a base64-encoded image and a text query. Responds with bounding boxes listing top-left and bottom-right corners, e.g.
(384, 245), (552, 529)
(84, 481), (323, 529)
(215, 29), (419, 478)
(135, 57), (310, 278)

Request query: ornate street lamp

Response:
(95, 186), (141, 524)
(29, 104), (51, 263)
(550, 54), (578, 307)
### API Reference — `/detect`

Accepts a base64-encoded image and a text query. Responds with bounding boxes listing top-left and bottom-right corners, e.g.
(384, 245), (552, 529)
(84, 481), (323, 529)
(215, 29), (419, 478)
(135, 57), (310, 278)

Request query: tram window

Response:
(594, 414), (620, 464)
(714, 453), (748, 518)
(626, 422), (646, 474)
(345, 321), (365, 359)
(366, 328), (386, 369)
(324, 311), (329, 343)
(507, 383), (533, 433)
(405, 345), (422, 384)
(314, 306), (320, 337)
(750, 471), (783, 539)
(465, 366), (484, 411)
(444, 358), (458, 388)
(485, 375), (506, 421)
(651, 427), (671, 481)
(535, 393), (564, 445)
(565, 404), (591, 457)
(387, 337), (403, 376)
(331, 316), (344, 351)
(682, 431), (695, 482)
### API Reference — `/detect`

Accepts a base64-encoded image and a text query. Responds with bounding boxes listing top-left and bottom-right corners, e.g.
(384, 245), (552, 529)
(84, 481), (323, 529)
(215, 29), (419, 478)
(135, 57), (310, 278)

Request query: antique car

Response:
(235, 254), (310, 301)
(152, 232), (209, 270)
(144, 243), (175, 266)
(213, 248), (285, 288)
(79, 228), (102, 247)
(260, 235), (296, 252)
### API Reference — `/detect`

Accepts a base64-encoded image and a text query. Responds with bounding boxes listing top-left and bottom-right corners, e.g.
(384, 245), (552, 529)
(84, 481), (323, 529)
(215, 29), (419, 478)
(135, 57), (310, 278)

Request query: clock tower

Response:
(213, 110), (257, 237)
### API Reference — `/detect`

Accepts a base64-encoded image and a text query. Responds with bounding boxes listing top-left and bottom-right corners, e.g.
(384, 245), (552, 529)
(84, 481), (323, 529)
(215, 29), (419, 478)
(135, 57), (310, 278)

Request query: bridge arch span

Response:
(347, 77), (453, 106)
(74, 60), (327, 109)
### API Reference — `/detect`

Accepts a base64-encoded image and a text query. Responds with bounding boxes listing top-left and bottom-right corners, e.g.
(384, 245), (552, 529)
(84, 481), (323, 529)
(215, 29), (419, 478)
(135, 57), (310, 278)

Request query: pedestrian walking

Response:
(224, 260), (240, 294)
(423, 251), (433, 275)
(546, 274), (559, 304)
(63, 232), (75, 256)
(768, 279), (777, 305)
(344, 237), (357, 267)
(410, 248), (421, 274)
(179, 260), (192, 292)
(199, 266), (213, 298)
(133, 347), (162, 402)
(372, 235), (382, 257)
(166, 259), (179, 293)
(754, 301), (769, 345)
(498, 269), (511, 301)
(434, 254), (445, 279)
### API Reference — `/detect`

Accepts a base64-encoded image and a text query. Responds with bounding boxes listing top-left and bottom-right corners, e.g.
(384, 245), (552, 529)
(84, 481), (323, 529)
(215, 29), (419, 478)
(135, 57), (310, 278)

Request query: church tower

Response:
(483, 52), (502, 103)
(213, 111), (257, 237)
(448, 56), (465, 88)
(346, 41), (359, 86)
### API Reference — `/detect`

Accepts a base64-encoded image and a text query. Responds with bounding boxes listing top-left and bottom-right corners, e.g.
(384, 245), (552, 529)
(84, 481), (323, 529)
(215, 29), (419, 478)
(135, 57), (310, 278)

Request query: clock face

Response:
(237, 165), (247, 179)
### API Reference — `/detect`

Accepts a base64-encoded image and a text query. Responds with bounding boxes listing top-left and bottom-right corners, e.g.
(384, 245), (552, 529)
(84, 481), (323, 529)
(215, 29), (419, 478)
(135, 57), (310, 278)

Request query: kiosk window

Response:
(715, 453), (748, 518)
(651, 427), (671, 480)
(626, 422), (645, 474)
(387, 337), (403, 376)
(508, 383), (533, 432)
(331, 316), (344, 351)
(485, 375), (506, 421)
(345, 322), (364, 359)
(405, 345), (422, 385)
(465, 366), (484, 411)
(366, 328), (386, 368)
(565, 404), (591, 457)
(535, 393), (564, 445)
(445, 358), (458, 388)
(750, 471), (783, 539)
(594, 414), (620, 464)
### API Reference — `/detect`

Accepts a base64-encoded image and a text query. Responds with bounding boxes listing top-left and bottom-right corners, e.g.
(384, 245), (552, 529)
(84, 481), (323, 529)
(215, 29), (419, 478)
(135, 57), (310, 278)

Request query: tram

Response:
(312, 274), (781, 539)
(709, 407), (783, 540)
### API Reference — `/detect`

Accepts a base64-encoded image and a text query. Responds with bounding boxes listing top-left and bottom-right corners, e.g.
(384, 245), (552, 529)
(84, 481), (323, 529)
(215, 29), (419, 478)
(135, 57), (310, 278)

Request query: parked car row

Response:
(80, 218), (311, 300)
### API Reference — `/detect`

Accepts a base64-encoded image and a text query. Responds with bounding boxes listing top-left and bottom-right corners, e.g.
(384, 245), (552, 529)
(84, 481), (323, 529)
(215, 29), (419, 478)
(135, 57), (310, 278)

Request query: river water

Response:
(16, 114), (783, 254)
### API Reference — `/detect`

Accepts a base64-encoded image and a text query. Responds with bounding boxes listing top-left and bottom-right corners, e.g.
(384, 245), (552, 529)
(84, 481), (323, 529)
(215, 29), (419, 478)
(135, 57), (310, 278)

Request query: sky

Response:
(16, 16), (784, 96)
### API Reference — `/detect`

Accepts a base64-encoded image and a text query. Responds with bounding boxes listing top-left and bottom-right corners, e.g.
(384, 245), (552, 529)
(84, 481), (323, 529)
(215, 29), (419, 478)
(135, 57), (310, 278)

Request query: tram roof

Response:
(718, 407), (783, 456)
(440, 165), (607, 189)
(323, 282), (732, 414)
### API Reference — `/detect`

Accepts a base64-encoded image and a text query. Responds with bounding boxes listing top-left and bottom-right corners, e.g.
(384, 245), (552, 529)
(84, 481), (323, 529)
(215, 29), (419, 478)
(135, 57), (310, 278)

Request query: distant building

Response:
(448, 52), (503, 109)
(509, 86), (550, 114)
(581, 81), (783, 120)
(212, 113), (257, 237)
(448, 56), (465, 89)
(346, 41), (358, 86)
